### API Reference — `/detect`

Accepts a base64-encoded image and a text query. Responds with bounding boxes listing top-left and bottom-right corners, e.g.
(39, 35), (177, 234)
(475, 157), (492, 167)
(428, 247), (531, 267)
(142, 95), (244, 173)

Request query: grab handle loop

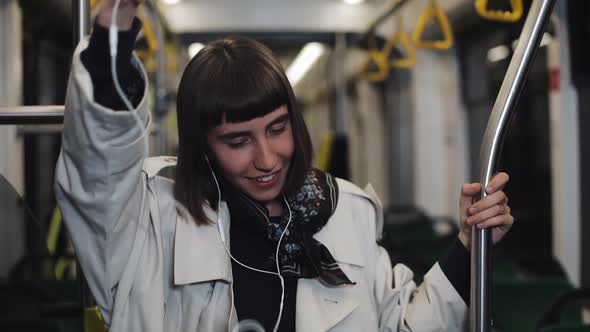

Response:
(475, 0), (524, 22)
(412, 0), (454, 50)
(360, 29), (390, 82)
(383, 16), (416, 69)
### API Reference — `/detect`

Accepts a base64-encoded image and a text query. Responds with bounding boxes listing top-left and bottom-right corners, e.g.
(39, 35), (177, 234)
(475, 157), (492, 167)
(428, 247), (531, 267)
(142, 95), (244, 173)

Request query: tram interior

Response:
(0, 0), (589, 331)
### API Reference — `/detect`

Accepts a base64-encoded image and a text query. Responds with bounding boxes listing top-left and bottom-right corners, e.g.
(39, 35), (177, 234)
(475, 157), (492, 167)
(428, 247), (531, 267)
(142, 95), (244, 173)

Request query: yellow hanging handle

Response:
(314, 133), (334, 171)
(135, 12), (160, 72)
(360, 30), (391, 82)
(412, 0), (454, 51)
(382, 16), (416, 69)
(84, 307), (107, 332)
(475, 0), (523, 22)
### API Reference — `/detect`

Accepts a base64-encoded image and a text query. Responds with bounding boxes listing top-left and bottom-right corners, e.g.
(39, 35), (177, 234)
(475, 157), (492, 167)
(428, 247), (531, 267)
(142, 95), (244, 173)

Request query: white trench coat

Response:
(55, 39), (467, 332)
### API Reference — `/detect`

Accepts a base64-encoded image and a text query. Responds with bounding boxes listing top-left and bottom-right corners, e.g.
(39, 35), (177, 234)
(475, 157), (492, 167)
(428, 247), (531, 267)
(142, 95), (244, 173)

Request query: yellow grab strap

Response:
(315, 133), (334, 171)
(475, 0), (523, 22)
(360, 50), (390, 82)
(47, 207), (62, 255)
(360, 30), (390, 82)
(84, 306), (107, 332)
(382, 16), (416, 69)
(412, 0), (454, 51)
(136, 11), (159, 72)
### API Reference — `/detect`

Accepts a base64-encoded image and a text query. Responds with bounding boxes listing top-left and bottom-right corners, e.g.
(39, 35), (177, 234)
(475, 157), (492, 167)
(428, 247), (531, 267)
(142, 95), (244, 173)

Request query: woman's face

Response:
(207, 105), (294, 204)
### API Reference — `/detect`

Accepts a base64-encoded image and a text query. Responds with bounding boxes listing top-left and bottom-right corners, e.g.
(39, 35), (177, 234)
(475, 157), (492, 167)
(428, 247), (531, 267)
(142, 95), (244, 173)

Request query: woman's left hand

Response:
(458, 172), (514, 250)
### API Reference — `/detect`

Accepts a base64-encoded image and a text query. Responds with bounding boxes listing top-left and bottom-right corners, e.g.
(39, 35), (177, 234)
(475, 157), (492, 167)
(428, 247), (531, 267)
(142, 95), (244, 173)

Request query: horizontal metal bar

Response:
(356, 0), (412, 46)
(0, 106), (64, 125)
(17, 125), (64, 135)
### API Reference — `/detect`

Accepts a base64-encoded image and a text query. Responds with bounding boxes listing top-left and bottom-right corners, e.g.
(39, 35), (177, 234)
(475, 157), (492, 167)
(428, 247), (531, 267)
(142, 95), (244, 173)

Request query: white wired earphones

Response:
(205, 155), (292, 332)
(109, 0), (149, 153)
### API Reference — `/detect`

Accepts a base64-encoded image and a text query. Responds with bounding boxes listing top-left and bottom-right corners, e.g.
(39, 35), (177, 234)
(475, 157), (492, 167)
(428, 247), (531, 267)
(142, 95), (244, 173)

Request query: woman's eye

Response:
(226, 139), (249, 149)
(269, 125), (286, 135)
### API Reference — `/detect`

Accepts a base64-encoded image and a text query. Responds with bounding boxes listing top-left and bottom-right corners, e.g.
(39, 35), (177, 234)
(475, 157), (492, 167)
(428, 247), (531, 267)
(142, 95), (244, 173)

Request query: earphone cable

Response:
(207, 157), (291, 332)
(110, 0), (149, 154)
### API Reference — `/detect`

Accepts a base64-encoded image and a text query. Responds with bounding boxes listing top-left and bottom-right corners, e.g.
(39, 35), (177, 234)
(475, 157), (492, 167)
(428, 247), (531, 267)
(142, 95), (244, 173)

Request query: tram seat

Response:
(0, 320), (63, 332)
(380, 205), (458, 281)
(0, 280), (82, 332)
(493, 280), (582, 332)
(535, 288), (590, 332)
(539, 325), (590, 332)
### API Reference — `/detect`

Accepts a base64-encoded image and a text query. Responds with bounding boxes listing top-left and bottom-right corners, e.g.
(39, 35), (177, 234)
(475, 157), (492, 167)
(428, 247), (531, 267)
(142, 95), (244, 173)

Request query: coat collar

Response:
(173, 202), (232, 285)
(172, 198), (366, 285)
(171, 178), (383, 287)
(172, 197), (365, 331)
(141, 157), (381, 286)
(294, 179), (383, 331)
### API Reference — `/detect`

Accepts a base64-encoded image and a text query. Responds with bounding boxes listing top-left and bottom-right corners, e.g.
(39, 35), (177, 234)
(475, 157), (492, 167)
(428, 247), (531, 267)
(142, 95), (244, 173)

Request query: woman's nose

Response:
(253, 139), (277, 171)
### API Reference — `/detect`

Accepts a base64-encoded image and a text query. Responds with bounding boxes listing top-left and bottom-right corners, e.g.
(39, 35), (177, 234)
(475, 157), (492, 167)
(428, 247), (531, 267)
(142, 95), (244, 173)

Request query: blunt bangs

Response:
(194, 39), (291, 130)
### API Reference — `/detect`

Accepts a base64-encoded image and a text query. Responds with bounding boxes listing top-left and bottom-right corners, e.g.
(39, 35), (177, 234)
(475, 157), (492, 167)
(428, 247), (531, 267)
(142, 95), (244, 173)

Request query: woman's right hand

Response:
(97, 0), (143, 30)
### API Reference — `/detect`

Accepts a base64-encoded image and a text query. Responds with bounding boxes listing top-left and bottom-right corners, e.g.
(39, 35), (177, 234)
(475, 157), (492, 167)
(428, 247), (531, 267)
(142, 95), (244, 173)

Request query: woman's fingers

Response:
(485, 172), (509, 195)
(460, 183), (481, 215)
(473, 213), (514, 230)
(469, 190), (507, 214)
(467, 204), (511, 225)
(461, 182), (482, 196)
(97, 0), (142, 29)
(459, 172), (513, 245)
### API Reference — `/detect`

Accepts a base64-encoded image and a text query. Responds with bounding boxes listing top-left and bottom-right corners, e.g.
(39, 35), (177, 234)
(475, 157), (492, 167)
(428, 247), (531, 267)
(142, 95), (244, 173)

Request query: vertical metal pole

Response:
(73, 0), (90, 46)
(471, 0), (556, 331)
(72, 2), (95, 330)
(332, 32), (348, 135)
(148, 2), (169, 155)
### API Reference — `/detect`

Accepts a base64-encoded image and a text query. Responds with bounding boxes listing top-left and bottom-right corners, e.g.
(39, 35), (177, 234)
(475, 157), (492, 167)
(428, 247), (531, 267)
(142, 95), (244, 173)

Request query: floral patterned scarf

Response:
(223, 168), (354, 286)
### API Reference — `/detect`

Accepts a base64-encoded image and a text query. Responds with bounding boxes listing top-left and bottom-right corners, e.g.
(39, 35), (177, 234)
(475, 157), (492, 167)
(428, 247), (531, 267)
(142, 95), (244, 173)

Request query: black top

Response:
(231, 216), (297, 332)
(80, 18), (144, 110)
(80, 18), (472, 331)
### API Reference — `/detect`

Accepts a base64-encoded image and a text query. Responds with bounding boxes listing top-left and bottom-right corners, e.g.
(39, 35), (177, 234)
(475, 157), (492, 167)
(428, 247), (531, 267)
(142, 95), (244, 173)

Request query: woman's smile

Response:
(249, 170), (281, 187)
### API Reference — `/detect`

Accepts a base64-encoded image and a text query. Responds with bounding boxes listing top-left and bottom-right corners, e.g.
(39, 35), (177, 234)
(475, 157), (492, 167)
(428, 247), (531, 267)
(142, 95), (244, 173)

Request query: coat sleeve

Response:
(374, 247), (468, 331)
(54, 38), (151, 325)
(358, 188), (467, 331)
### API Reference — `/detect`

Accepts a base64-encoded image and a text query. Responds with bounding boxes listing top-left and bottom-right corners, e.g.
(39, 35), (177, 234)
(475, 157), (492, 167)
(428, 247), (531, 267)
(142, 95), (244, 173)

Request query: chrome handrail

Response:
(0, 0), (89, 126)
(0, 106), (65, 125)
(471, 0), (556, 331)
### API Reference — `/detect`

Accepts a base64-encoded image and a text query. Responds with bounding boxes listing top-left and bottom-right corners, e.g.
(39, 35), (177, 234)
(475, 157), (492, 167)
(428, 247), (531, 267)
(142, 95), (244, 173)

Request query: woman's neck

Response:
(265, 199), (283, 217)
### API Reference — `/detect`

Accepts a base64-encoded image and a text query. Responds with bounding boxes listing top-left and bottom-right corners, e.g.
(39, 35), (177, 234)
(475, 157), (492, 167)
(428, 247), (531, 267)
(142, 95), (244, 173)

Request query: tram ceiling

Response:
(158, 0), (467, 34)
(163, 0), (486, 58)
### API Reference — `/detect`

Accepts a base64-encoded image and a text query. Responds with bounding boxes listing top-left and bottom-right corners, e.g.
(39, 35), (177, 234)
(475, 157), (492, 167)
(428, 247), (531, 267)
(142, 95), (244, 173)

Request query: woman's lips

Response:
(249, 170), (280, 189)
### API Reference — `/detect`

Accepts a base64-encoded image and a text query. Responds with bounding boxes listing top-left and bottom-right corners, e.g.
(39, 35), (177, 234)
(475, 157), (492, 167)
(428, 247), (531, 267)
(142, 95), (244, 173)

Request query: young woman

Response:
(55, 1), (514, 331)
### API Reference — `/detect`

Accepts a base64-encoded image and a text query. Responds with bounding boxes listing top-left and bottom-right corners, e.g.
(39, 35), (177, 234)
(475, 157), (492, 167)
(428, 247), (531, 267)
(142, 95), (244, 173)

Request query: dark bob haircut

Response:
(175, 36), (313, 225)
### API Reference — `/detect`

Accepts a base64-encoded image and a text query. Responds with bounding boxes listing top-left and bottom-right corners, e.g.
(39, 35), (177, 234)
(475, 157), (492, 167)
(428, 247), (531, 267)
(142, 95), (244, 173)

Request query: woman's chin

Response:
(245, 187), (282, 203)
